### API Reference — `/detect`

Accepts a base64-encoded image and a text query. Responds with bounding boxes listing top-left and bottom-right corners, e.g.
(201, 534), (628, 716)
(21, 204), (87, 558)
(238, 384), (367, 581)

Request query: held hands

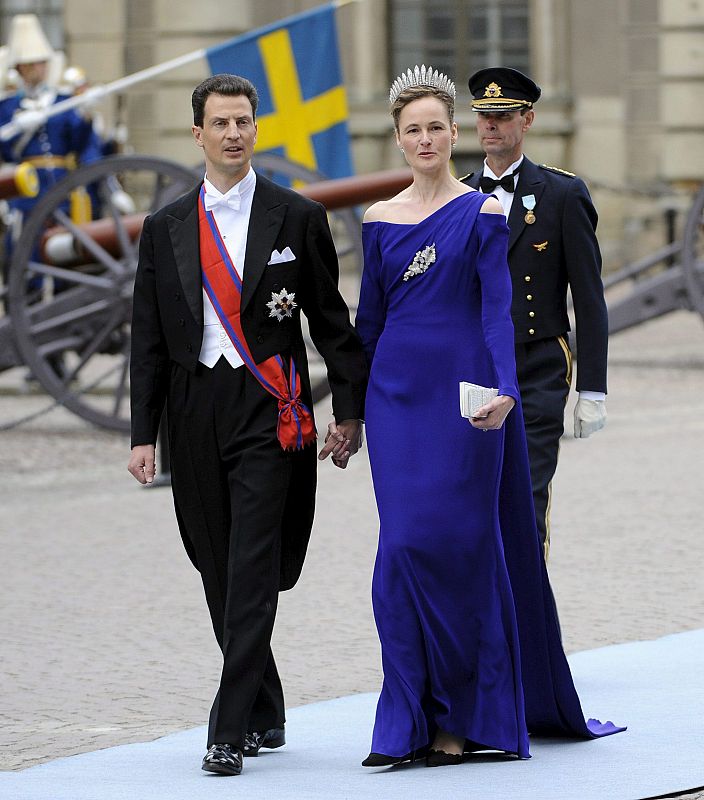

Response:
(574, 398), (606, 438)
(318, 419), (363, 469)
(128, 444), (156, 484)
(469, 395), (516, 431)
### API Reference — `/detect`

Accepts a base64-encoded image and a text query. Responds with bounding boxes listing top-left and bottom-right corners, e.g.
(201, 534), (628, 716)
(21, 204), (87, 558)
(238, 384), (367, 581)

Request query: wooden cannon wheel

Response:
(7, 155), (199, 433)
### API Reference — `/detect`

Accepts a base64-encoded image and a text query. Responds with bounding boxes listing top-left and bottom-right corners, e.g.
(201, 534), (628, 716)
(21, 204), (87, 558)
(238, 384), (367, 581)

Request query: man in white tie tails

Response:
(461, 67), (608, 559)
(128, 74), (367, 776)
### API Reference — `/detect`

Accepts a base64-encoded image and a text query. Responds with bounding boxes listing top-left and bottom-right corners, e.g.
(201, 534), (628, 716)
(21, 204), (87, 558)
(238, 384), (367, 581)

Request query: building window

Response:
(391, 0), (530, 84)
(0, 0), (65, 51)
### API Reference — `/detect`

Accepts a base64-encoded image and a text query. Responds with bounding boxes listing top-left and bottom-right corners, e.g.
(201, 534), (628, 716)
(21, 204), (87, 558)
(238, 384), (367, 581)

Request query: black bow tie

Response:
(479, 168), (520, 193)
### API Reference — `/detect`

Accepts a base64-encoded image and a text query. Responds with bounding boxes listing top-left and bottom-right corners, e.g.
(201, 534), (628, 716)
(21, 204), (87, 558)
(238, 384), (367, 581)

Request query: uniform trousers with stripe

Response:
(514, 335), (573, 560)
(167, 357), (292, 749)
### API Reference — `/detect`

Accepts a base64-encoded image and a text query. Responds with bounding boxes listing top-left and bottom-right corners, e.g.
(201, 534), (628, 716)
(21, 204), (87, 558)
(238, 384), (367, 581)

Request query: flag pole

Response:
(0, 1), (355, 143)
(0, 47), (207, 142)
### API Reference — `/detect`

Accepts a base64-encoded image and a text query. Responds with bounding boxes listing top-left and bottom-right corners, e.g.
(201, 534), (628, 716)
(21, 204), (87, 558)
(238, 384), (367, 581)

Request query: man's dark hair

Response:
(191, 73), (259, 127)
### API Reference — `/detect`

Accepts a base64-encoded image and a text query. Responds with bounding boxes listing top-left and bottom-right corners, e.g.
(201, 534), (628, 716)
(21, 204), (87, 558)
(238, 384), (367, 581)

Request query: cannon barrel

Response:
(300, 167), (411, 209)
(42, 213), (146, 265)
(40, 168), (413, 265)
(0, 162), (39, 200)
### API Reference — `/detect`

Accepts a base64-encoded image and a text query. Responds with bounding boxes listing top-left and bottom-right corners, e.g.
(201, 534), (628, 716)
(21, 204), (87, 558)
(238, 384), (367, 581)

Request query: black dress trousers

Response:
(167, 357), (293, 749)
(514, 336), (572, 557)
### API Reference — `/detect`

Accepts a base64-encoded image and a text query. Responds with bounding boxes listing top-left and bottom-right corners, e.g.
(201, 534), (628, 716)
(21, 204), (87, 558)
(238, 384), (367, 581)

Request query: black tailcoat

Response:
(130, 173), (367, 589)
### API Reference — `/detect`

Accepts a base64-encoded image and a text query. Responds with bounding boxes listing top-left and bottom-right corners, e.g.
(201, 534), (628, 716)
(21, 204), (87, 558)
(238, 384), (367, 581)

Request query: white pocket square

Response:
(267, 246), (296, 265)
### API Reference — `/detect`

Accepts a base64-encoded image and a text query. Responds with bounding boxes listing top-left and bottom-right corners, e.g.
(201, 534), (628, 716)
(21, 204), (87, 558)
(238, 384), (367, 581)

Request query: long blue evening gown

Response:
(356, 191), (622, 759)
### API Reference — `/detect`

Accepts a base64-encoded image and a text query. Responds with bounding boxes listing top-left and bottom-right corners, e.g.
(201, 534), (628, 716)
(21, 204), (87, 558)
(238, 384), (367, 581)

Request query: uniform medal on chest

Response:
(522, 194), (536, 224)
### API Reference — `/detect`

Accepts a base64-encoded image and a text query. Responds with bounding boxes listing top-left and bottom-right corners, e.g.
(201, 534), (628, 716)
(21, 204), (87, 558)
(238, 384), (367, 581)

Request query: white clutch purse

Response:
(459, 381), (498, 418)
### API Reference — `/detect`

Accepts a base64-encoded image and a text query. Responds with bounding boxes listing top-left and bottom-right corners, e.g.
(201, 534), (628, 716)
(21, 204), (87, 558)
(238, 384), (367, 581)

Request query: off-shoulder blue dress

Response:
(356, 191), (622, 759)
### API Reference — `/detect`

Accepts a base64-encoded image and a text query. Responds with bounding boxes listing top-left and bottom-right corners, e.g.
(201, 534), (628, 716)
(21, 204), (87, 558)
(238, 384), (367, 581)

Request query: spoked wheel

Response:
(682, 183), (704, 324)
(253, 154), (363, 404)
(7, 155), (199, 432)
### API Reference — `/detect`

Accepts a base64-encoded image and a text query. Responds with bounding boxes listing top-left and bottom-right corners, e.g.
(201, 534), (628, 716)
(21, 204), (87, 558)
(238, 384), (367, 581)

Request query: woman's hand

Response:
(469, 395), (516, 432)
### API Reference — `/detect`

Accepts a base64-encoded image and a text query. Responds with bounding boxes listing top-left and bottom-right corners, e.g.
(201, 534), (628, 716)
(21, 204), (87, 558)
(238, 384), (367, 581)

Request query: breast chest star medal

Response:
(522, 194), (536, 224)
(266, 288), (297, 321)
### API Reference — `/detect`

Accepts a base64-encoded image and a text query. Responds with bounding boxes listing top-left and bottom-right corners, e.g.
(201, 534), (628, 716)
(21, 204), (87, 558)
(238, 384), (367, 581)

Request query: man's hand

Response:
(574, 398), (606, 438)
(318, 419), (363, 469)
(469, 395), (516, 431)
(128, 444), (156, 484)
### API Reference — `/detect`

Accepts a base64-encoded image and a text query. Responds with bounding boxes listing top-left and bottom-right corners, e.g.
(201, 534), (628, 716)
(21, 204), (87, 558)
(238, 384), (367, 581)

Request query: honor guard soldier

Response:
(0, 13), (100, 241)
(462, 67), (608, 559)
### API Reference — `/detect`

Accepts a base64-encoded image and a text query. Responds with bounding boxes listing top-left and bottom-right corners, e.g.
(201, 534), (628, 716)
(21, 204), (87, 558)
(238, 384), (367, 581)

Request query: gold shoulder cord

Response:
(540, 164), (576, 178)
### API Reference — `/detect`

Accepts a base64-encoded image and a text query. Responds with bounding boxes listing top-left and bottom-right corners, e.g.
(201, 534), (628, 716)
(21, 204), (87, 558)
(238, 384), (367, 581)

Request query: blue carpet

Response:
(2, 628), (703, 800)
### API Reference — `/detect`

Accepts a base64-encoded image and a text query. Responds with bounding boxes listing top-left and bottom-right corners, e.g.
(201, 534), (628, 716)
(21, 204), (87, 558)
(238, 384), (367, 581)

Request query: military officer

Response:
(462, 67), (608, 559)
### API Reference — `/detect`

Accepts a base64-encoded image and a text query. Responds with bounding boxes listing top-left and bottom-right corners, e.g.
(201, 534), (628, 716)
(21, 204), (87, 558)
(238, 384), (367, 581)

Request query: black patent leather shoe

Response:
(426, 748), (463, 767)
(201, 743), (243, 775)
(243, 726), (286, 757)
(362, 750), (417, 767)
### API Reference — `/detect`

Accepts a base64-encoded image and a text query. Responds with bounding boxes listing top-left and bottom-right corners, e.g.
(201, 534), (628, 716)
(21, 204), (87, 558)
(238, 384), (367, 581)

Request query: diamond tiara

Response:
(389, 65), (456, 105)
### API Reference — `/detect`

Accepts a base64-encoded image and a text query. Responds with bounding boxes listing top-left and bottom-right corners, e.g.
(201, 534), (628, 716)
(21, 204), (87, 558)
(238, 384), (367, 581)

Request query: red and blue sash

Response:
(198, 185), (316, 450)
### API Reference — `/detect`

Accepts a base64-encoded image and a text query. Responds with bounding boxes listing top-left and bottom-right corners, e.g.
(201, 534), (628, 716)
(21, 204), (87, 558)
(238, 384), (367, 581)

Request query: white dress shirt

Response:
(198, 168), (256, 369)
(481, 155), (523, 218)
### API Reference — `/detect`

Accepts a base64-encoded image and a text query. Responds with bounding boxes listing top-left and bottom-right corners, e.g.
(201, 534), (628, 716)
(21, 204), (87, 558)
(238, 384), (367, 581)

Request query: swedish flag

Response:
(206, 4), (353, 179)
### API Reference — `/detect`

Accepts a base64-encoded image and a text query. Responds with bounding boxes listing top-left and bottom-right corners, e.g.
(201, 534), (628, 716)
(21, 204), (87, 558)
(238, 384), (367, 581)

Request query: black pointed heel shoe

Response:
(426, 748), (463, 767)
(362, 750), (417, 767)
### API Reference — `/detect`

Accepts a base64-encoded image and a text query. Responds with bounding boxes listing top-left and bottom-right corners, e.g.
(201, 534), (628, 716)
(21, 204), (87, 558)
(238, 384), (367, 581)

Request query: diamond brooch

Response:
(402, 243), (436, 281)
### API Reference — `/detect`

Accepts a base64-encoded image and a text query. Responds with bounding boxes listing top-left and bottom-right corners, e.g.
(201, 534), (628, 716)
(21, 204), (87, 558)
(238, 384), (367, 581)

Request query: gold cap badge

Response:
(484, 82), (502, 98)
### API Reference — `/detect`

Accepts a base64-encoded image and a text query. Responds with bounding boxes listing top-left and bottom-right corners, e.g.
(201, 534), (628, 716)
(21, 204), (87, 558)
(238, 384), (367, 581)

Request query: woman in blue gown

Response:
(356, 68), (622, 768)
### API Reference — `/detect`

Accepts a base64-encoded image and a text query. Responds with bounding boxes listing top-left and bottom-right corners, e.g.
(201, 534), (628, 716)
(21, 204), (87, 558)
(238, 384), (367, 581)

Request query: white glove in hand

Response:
(574, 398), (606, 439)
(12, 108), (46, 133)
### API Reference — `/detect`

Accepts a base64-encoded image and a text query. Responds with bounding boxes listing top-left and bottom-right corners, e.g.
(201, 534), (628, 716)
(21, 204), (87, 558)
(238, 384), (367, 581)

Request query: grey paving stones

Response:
(1, 310), (702, 800)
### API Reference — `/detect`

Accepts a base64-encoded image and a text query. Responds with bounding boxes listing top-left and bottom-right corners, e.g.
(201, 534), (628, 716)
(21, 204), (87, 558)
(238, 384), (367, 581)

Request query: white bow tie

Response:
(204, 192), (241, 212)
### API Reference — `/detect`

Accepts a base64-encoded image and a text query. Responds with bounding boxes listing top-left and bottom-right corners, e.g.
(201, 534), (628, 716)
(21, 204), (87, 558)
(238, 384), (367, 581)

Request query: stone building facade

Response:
(2, 0), (703, 267)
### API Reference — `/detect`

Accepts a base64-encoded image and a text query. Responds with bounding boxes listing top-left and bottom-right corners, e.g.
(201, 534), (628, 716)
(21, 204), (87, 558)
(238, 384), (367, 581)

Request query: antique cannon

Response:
(0, 152), (411, 432)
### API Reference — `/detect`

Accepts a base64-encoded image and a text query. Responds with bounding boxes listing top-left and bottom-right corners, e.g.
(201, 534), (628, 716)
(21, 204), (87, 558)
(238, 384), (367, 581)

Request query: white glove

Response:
(11, 108), (46, 133)
(110, 188), (136, 215)
(574, 398), (606, 439)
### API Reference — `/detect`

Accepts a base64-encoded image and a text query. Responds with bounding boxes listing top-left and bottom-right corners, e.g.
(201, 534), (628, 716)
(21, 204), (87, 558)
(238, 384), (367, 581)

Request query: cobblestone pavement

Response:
(1, 310), (703, 799)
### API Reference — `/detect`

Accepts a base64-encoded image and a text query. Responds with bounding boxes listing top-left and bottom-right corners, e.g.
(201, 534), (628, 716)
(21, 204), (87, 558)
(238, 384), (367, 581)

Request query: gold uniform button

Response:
(528, 328), (535, 335)
(529, 311), (535, 317)
(524, 275), (531, 282)
(526, 294), (533, 301)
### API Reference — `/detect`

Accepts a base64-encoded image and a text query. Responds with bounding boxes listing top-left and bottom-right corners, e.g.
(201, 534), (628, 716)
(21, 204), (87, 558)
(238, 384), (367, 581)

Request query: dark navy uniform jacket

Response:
(462, 157), (608, 393)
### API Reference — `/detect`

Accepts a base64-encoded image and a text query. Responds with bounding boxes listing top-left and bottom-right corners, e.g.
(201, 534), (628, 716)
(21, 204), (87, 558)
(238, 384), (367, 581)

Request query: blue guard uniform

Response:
(0, 86), (98, 220)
